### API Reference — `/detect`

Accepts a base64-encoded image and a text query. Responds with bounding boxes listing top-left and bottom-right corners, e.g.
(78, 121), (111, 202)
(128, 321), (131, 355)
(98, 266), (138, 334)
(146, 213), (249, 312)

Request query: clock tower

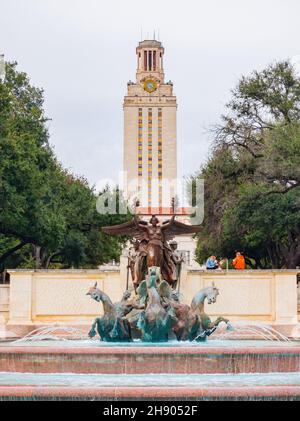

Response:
(123, 39), (177, 213)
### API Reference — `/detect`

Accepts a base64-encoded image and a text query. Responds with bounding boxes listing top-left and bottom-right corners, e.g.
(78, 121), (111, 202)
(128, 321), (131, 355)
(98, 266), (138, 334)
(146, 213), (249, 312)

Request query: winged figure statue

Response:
(102, 214), (201, 289)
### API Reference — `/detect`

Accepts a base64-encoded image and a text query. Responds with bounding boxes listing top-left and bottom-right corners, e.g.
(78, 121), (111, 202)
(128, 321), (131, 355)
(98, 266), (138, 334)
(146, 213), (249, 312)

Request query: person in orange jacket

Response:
(232, 251), (246, 270)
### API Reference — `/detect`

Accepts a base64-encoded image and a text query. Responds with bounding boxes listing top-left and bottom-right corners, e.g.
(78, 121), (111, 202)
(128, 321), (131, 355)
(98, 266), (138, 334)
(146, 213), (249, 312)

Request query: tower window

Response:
(148, 51), (152, 71)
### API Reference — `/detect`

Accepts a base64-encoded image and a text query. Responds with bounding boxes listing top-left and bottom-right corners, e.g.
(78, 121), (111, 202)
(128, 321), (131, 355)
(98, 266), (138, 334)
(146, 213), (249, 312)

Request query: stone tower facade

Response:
(123, 40), (177, 213)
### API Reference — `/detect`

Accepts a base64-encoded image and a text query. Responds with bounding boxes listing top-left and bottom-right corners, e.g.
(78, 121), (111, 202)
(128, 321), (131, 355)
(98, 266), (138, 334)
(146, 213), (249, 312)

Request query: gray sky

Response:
(1, 0), (300, 189)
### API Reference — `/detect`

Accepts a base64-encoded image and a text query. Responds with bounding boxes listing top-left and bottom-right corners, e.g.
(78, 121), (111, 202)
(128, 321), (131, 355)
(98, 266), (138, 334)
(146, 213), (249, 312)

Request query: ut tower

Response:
(123, 39), (177, 213)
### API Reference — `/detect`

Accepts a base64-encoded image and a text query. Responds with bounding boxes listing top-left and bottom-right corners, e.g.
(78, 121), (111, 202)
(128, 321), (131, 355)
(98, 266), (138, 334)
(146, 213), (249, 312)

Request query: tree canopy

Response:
(0, 62), (130, 275)
(192, 61), (300, 269)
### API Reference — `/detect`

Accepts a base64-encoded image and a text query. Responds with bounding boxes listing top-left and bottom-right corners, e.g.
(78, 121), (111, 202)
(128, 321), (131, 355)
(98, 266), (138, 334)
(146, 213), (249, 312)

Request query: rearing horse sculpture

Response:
(188, 283), (230, 341)
(86, 280), (231, 343)
(137, 268), (176, 342)
(86, 282), (132, 342)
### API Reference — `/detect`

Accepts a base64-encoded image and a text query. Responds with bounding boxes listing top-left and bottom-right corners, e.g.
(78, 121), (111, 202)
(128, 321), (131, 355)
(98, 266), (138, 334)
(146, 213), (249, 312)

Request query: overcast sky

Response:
(1, 0), (300, 189)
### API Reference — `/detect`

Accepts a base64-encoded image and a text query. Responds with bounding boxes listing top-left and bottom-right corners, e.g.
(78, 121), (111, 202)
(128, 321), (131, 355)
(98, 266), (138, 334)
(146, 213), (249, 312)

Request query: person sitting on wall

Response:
(232, 251), (246, 270)
(206, 255), (219, 270)
(218, 258), (227, 270)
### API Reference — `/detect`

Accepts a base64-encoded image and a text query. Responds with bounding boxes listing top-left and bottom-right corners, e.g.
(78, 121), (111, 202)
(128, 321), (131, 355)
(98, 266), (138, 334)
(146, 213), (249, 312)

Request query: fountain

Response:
(88, 214), (231, 343)
(86, 270), (231, 343)
(0, 214), (299, 401)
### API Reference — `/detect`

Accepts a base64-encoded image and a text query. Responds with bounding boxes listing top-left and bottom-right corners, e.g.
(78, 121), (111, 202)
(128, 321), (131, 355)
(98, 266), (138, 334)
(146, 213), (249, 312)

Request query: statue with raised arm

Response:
(102, 214), (201, 288)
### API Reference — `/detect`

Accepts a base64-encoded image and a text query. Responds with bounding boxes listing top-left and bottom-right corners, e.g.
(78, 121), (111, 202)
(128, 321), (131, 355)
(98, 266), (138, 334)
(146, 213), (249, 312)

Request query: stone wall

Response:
(2, 268), (299, 337)
(183, 270), (298, 324)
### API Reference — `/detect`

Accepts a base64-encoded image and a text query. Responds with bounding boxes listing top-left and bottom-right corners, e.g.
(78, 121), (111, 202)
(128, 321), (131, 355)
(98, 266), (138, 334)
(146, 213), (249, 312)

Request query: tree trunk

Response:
(0, 241), (28, 266)
(279, 238), (300, 269)
(33, 245), (42, 269)
(44, 251), (62, 269)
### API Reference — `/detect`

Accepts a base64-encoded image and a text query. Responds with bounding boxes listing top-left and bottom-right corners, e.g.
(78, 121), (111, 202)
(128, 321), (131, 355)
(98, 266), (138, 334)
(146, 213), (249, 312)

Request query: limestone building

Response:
(123, 39), (177, 212)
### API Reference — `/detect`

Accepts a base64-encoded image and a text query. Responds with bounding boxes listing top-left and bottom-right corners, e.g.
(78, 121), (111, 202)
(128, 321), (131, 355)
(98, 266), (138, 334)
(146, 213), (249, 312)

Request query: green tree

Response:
(193, 61), (300, 268)
(0, 61), (61, 268)
(0, 61), (130, 274)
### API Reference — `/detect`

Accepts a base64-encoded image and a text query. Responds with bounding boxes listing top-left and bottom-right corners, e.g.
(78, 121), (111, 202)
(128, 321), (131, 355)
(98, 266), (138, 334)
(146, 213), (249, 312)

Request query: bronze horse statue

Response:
(188, 283), (230, 341)
(86, 282), (132, 342)
(86, 280), (231, 343)
(136, 268), (176, 342)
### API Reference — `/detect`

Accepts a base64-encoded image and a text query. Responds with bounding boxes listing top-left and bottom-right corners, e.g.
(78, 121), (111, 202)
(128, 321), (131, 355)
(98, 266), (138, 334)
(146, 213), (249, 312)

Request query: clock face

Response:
(144, 79), (157, 93)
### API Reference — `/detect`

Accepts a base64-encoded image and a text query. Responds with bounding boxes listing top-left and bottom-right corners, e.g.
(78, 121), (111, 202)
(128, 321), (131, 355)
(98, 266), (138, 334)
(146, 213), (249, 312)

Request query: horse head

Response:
(191, 282), (220, 310)
(205, 282), (219, 304)
(122, 290), (132, 301)
(86, 282), (115, 316)
(86, 282), (103, 302)
(146, 267), (160, 289)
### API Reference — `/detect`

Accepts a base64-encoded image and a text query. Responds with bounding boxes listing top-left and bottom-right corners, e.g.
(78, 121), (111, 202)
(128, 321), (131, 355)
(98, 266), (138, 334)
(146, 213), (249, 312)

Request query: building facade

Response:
(123, 40), (177, 212)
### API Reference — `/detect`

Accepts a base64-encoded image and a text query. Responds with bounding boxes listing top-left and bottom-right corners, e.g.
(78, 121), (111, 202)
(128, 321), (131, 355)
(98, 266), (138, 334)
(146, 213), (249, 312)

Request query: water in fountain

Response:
(216, 324), (291, 342)
(13, 326), (87, 343)
(10, 324), (293, 347)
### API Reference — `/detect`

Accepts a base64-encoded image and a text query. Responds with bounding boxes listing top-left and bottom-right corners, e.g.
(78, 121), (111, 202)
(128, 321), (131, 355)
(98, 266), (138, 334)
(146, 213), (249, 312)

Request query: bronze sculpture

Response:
(169, 240), (185, 290)
(86, 283), (132, 342)
(89, 212), (231, 342)
(136, 267), (176, 342)
(102, 214), (201, 289)
(87, 279), (231, 342)
(187, 283), (230, 341)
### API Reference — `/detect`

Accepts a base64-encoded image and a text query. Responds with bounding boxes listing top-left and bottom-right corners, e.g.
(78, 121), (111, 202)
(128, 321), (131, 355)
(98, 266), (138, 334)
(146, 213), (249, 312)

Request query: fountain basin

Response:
(1, 341), (300, 375)
(0, 384), (300, 401)
(1, 371), (300, 401)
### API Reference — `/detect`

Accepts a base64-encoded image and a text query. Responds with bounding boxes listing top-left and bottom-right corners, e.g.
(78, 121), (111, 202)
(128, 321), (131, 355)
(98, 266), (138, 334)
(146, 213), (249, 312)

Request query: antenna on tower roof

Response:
(158, 29), (160, 41)
(153, 30), (156, 40)
(140, 27), (143, 41)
